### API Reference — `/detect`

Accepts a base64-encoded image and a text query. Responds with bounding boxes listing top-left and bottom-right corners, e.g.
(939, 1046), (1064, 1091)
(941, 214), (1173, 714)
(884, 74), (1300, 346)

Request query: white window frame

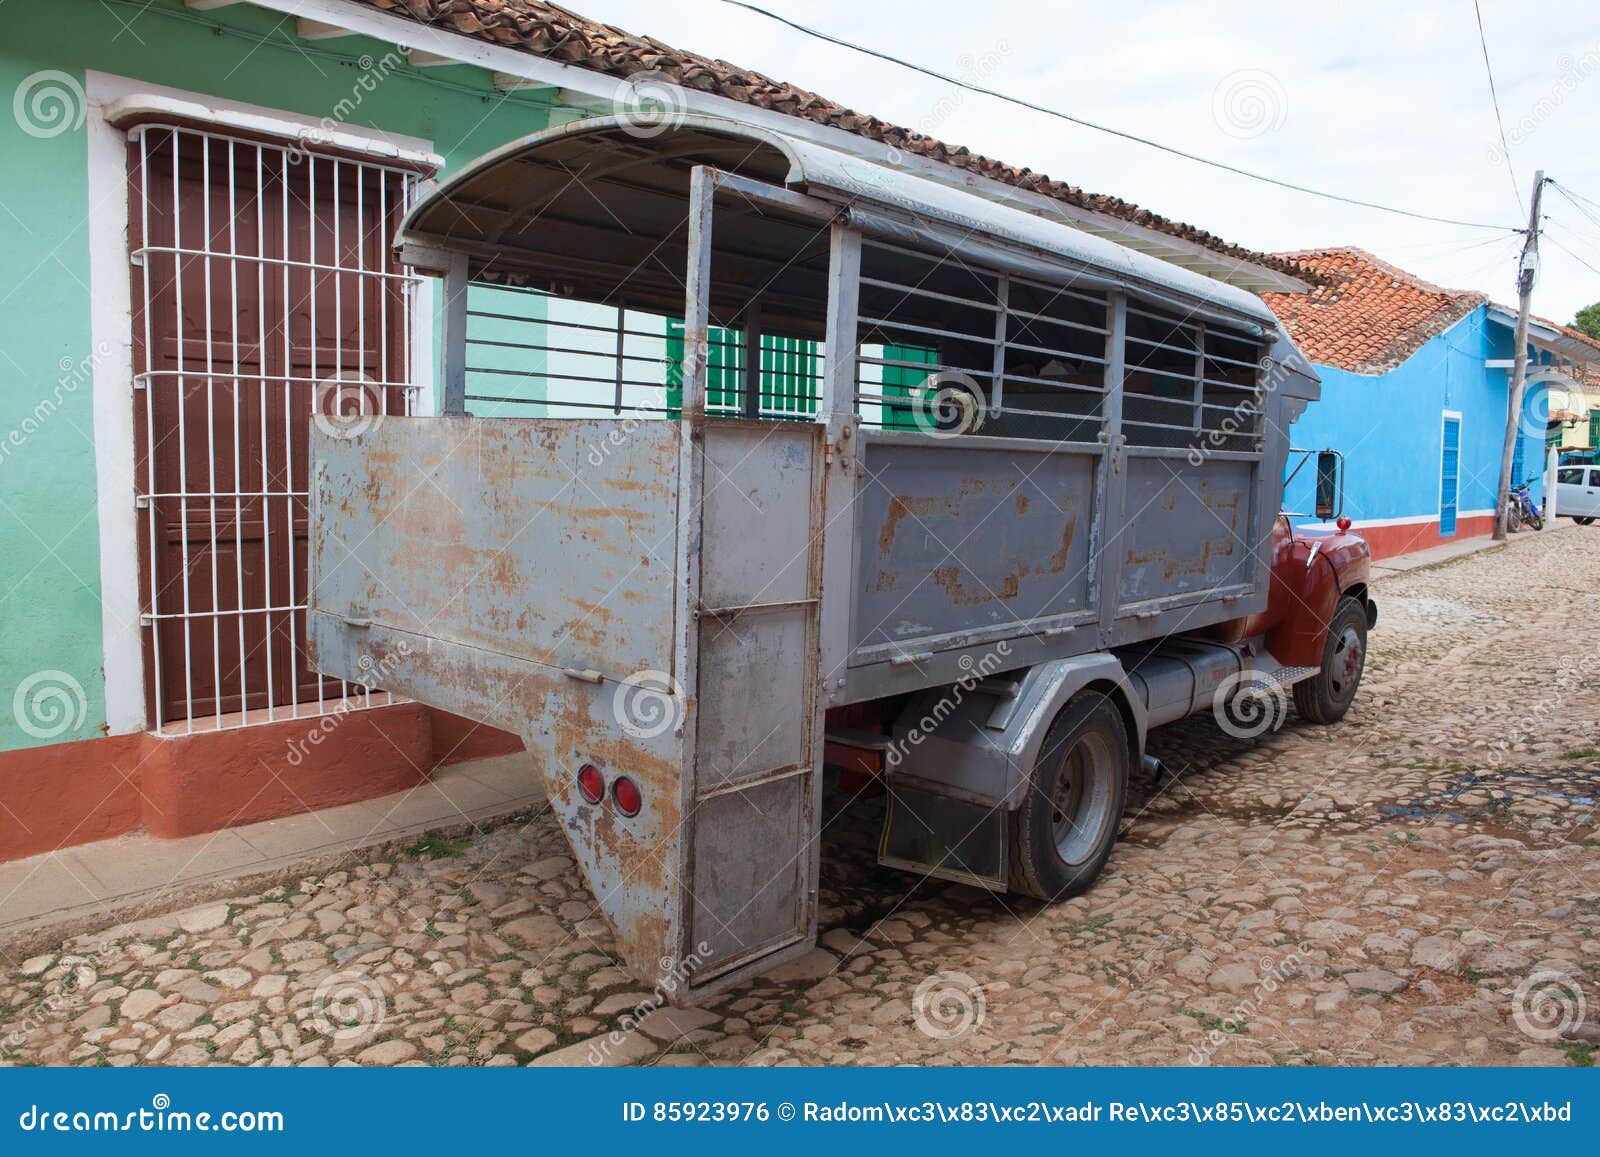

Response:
(85, 71), (436, 734)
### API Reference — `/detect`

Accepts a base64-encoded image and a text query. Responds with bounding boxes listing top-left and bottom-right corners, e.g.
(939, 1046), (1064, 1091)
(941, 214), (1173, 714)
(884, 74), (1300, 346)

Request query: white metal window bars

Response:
(128, 123), (425, 733)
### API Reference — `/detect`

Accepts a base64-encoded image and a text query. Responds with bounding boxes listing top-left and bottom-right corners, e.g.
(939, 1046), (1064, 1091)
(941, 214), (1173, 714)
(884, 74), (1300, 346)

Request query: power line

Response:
(717, 0), (1521, 232)
(1472, 0), (1523, 213)
(1546, 233), (1600, 279)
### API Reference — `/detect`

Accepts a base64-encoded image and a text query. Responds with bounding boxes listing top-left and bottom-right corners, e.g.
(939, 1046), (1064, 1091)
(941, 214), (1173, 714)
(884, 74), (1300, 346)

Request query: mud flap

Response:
(878, 785), (1008, 890)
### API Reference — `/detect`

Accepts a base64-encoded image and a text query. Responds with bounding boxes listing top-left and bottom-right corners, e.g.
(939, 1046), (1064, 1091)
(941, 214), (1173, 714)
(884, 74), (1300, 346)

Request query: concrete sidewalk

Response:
(1368, 520), (1571, 580)
(0, 752), (543, 956)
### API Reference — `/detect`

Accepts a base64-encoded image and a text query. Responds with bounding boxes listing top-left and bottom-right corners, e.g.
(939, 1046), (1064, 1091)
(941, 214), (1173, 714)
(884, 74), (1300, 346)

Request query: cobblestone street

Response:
(4, 528), (1598, 1068)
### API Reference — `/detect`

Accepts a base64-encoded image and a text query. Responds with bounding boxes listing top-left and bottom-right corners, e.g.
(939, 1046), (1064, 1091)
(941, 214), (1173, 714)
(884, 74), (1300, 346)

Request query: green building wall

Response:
(0, 0), (577, 751)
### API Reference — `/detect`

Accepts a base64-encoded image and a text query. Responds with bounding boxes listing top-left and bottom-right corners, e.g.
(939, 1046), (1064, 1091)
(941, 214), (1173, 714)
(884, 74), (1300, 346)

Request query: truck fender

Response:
(887, 651), (1145, 812)
(1267, 548), (1342, 669)
(1004, 653), (1146, 809)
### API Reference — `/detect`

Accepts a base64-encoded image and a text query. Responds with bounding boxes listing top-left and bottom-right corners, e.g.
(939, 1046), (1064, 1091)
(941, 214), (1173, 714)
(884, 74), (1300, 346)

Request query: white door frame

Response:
(84, 70), (435, 734)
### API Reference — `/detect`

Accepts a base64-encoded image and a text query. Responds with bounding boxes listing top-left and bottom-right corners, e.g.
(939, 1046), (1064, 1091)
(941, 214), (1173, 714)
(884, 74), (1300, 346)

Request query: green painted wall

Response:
(0, 0), (575, 750)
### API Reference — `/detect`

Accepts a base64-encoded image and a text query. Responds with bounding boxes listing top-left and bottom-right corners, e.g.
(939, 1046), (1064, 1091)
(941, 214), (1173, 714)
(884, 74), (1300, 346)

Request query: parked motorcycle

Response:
(1506, 480), (1544, 532)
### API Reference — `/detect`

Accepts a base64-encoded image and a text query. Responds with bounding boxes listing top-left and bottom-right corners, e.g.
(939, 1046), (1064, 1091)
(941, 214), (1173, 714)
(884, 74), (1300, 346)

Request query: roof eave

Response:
(1486, 304), (1600, 369)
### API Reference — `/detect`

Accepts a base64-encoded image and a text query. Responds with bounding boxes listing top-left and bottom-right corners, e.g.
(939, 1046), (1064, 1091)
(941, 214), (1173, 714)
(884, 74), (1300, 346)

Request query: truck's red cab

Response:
(1214, 515), (1375, 669)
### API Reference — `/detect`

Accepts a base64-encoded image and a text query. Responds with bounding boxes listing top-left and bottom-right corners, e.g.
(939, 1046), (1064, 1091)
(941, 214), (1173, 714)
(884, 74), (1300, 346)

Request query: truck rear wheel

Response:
(1293, 596), (1367, 724)
(1009, 695), (1128, 901)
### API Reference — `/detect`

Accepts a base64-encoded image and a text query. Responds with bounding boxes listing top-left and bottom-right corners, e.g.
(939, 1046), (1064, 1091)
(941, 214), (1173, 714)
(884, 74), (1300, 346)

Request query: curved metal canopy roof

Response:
(399, 113), (1281, 335)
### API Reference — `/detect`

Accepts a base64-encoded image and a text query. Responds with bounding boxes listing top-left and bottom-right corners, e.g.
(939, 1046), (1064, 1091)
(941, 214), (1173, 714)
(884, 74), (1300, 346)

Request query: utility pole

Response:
(1493, 169), (1546, 540)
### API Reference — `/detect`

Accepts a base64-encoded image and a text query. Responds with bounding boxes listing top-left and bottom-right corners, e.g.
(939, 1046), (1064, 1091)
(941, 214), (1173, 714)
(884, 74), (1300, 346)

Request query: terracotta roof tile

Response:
(353, 0), (1306, 281)
(1259, 247), (1485, 374)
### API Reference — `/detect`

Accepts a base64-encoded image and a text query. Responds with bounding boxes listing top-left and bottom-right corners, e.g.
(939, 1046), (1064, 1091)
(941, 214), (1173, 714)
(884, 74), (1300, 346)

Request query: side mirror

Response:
(1315, 450), (1341, 520)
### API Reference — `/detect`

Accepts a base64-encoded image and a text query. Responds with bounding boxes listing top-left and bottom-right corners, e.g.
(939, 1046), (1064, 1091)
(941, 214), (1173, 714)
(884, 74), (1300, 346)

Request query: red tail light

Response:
(1335, 516), (1352, 532)
(577, 763), (605, 804)
(612, 775), (642, 817)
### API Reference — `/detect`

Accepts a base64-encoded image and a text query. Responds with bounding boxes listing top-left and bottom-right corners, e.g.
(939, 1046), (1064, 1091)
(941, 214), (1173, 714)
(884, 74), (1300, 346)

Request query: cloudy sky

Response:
(581, 0), (1600, 322)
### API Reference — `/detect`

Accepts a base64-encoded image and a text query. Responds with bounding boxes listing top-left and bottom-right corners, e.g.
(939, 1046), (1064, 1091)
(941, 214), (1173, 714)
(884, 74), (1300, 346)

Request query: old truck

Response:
(305, 114), (1374, 1004)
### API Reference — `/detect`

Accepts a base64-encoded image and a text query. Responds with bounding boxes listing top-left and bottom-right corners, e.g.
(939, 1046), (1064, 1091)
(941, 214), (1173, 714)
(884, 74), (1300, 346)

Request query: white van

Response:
(1555, 465), (1600, 524)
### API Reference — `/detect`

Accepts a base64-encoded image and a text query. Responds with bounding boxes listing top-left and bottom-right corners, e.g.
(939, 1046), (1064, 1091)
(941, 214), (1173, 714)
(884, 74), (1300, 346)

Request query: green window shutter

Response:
(665, 320), (821, 418)
(879, 344), (939, 429)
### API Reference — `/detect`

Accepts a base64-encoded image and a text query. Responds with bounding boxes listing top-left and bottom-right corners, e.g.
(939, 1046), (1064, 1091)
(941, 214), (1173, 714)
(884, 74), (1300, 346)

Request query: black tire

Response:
(1293, 596), (1368, 724)
(1506, 502), (1522, 532)
(1528, 512), (1544, 531)
(1576, 517), (1596, 526)
(1009, 695), (1128, 901)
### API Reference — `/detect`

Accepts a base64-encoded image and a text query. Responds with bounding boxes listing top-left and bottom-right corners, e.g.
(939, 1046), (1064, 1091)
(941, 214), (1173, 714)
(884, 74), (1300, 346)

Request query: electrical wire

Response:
(1472, 0), (1523, 213)
(1545, 233), (1600, 279)
(716, 0), (1522, 232)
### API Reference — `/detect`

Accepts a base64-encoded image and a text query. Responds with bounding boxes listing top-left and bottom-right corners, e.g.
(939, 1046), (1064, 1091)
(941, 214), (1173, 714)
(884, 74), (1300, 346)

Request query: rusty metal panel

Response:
(685, 421), (822, 986)
(308, 415), (695, 995)
(1117, 454), (1255, 607)
(309, 417), (681, 682)
(305, 614), (689, 983)
(851, 434), (1097, 663)
(688, 775), (809, 967)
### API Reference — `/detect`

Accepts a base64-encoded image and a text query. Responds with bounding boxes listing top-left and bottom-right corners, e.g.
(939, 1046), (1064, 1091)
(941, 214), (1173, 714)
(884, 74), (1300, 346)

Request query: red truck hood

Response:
(1292, 525), (1372, 586)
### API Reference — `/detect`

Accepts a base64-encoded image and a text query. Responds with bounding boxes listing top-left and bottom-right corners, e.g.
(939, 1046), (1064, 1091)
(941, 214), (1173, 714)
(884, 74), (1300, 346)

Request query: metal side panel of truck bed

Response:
(307, 416), (826, 1000)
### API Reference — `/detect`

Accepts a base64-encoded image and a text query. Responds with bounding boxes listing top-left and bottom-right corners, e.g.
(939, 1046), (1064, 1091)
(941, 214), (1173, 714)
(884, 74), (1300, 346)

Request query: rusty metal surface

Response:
(851, 436), (1098, 662)
(685, 421), (823, 983)
(1117, 456), (1254, 606)
(307, 416), (692, 990)
(310, 418), (681, 681)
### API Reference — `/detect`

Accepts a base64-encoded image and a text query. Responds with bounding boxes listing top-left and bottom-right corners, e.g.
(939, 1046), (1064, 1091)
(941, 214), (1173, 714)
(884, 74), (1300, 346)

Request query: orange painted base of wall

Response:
(1354, 514), (1496, 561)
(0, 709), (523, 862)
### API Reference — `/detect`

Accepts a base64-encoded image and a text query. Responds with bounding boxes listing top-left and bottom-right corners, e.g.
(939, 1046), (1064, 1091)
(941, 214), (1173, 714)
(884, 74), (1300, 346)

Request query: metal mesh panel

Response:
(129, 124), (423, 731)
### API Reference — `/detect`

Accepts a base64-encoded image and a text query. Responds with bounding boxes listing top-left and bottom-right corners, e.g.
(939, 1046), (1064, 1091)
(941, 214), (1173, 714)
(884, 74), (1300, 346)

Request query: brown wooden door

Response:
(130, 127), (413, 726)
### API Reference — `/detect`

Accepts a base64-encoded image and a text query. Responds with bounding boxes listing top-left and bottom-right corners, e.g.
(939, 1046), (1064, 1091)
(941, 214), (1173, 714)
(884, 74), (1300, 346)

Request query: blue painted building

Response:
(1265, 249), (1599, 558)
